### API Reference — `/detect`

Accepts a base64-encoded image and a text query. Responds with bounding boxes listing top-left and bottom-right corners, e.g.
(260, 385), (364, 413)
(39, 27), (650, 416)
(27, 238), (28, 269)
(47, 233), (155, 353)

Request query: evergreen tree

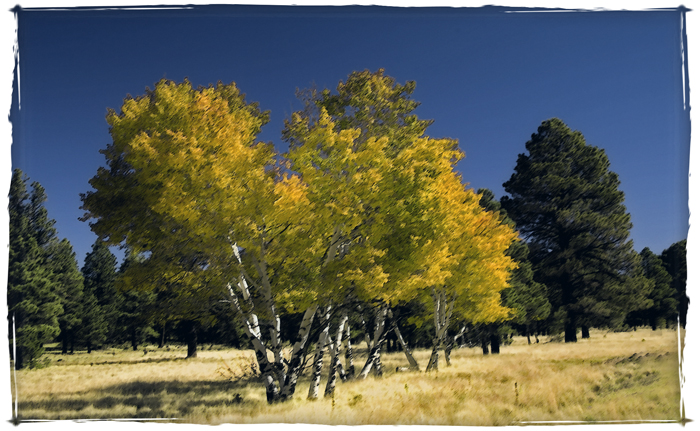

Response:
(8, 169), (64, 369)
(80, 238), (119, 349)
(78, 290), (106, 353)
(116, 250), (157, 350)
(661, 239), (688, 328)
(501, 118), (651, 342)
(48, 239), (84, 354)
(627, 248), (676, 330)
(477, 189), (551, 348)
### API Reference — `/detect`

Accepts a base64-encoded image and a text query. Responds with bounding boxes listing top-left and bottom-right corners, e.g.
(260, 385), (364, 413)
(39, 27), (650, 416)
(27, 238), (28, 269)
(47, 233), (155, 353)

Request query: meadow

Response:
(11, 328), (682, 425)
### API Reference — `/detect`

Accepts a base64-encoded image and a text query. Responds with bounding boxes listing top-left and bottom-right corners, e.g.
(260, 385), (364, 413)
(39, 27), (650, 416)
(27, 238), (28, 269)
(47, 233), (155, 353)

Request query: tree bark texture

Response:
(279, 305), (318, 401)
(307, 327), (329, 400)
(425, 289), (456, 372)
(324, 314), (348, 397)
(344, 320), (355, 379)
(389, 310), (419, 370)
(359, 306), (388, 379)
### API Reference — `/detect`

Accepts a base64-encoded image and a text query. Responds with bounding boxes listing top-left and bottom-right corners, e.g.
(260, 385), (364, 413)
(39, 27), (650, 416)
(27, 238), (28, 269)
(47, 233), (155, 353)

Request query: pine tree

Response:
(502, 118), (651, 342)
(116, 250), (157, 350)
(48, 239), (84, 354)
(8, 169), (64, 369)
(626, 248), (676, 330)
(80, 238), (119, 350)
(661, 240), (688, 328)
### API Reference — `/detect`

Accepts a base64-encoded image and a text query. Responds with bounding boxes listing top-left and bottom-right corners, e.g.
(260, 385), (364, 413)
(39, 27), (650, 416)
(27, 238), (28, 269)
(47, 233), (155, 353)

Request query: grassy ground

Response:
(11, 328), (682, 425)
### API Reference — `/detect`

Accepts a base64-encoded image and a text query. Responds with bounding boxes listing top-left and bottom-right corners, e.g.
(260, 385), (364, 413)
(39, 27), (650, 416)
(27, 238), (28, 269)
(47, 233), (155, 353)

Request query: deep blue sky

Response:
(10, 5), (689, 266)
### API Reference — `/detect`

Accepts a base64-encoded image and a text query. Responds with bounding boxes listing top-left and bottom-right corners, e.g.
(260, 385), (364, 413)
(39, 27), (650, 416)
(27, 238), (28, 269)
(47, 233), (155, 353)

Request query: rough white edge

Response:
(1, 1), (696, 431)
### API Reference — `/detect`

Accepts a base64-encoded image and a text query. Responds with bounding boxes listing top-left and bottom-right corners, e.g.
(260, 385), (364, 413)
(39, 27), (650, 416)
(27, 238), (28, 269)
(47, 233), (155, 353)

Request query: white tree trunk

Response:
(279, 305), (318, 400)
(344, 318), (355, 379)
(426, 289), (456, 372)
(307, 326), (330, 400)
(228, 283), (279, 402)
(324, 314), (348, 397)
(359, 306), (388, 379)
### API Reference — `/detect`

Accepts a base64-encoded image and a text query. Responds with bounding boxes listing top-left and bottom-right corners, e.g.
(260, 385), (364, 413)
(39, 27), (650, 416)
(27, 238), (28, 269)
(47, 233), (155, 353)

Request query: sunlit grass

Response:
(12, 328), (681, 424)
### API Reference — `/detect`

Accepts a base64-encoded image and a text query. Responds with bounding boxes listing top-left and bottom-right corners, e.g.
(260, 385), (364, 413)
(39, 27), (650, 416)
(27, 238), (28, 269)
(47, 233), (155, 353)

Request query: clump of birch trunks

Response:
(13, 328), (681, 425)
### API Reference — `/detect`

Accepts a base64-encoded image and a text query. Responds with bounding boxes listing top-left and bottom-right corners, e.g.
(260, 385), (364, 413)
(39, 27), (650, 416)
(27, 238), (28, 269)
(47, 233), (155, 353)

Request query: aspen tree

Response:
(81, 80), (319, 403)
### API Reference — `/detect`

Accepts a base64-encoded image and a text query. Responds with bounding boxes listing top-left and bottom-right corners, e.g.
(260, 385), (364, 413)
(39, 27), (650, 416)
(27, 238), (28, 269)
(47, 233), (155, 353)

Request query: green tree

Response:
(116, 251), (158, 351)
(49, 239), (84, 354)
(501, 118), (651, 342)
(79, 238), (119, 350)
(626, 248), (676, 330)
(661, 239), (688, 328)
(478, 189), (551, 347)
(117, 248), (216, 357)
(8, 169), (64, 369)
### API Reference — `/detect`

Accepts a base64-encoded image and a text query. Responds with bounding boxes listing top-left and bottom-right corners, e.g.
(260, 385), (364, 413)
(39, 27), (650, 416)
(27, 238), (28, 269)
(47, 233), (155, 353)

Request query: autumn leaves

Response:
(80, 70), (519, 400)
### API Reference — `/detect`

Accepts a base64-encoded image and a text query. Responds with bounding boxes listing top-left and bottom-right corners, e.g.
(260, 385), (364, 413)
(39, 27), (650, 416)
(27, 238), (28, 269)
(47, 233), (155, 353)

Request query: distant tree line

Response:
(7, 71), (688, 406)
(8, 169), (250, 369)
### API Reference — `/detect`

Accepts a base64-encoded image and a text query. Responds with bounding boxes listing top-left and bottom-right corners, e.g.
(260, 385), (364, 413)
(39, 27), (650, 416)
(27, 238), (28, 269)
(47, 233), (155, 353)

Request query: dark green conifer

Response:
(49, 239), (84, 354)
(502, 119), (651, 342)
(8, 169), (64, 368)
(80, 238), (119, 350)
(627, 248), (676, 330)
(661, 240), (688, 328)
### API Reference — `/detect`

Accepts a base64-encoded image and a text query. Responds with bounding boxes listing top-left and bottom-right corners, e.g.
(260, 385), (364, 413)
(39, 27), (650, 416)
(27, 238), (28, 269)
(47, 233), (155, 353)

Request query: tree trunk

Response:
(279, 306), (318, 401)
(87, 340), (93, 354)
(490, 332), (500, 354)
(444, 326), (466, 367)
(445, 339), (454, 367)
(324, 314), (348, 398)
(481, 336), (490, 355)
(131, 326), (138, 351)
(14, 348), (24, 370)
(359, 336), (387, 378)
(565, 312), (578, 343)
(324, 344), (346, 398)
(228, 281), (281, 403)
(307, 328), (329, 400)
(61, 331), (69, 354)
(359, 307), (388, 379)
(526, 324), (531, 345)
(393, 325), (420, 370)
(186, 322), (197, 358)
(159, 323), (166, 348)
(344, 321), (355, 380)
(581, 325), (590, 339)
(426, 338), (441, 372)
(374, 351), (383, 376)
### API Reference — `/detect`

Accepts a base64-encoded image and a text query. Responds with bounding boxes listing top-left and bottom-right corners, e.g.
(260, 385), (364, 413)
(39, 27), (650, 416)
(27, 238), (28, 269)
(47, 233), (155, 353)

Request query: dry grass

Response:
(11, 328), (682, 425)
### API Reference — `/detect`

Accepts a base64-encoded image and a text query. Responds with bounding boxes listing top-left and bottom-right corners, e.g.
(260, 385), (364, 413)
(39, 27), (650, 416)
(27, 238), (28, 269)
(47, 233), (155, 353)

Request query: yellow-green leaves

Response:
(285, 70), (518, 326)
(83, 71), (520, 326)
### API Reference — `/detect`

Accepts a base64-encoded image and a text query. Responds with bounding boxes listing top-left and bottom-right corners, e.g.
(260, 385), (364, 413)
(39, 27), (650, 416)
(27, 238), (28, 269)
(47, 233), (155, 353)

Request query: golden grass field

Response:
(11, 327), (682, 425)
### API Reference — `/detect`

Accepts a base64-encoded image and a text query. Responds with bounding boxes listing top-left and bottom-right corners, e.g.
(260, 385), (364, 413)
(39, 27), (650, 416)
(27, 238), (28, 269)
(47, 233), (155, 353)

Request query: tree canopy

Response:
(79, 71), (519, 400)
(501, 118), (651, 342)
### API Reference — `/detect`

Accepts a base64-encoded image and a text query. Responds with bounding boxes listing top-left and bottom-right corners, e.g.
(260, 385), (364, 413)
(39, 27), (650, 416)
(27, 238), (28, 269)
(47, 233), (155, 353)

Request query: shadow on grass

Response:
(18, 377), (262, 420)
